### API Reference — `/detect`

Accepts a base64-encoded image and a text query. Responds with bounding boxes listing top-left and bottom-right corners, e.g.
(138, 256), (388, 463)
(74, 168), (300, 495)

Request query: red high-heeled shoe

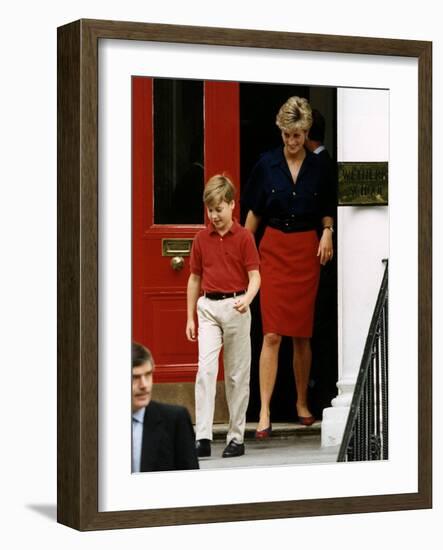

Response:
(255, 424), (272, 439)
(298, 416), (316, 426)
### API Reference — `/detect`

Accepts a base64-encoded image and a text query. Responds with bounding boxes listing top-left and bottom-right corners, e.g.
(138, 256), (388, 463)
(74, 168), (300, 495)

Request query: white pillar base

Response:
(321, 406), (350, 447)
(321, 377), (355, 447)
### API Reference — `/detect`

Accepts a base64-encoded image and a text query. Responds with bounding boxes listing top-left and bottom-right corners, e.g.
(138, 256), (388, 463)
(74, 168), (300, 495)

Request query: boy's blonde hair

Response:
(203, 175), (236, 206)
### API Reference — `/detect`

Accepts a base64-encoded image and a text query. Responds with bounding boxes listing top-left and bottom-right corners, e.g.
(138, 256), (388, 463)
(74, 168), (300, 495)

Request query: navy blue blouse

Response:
(243, 146), (336, 232)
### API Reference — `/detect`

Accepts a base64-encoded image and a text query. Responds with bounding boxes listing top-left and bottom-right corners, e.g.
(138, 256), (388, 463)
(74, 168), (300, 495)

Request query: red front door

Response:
(132, 77), (240, 384)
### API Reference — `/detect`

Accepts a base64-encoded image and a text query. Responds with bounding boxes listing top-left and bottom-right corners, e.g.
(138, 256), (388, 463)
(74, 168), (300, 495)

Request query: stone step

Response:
(208, 421), (321, 441)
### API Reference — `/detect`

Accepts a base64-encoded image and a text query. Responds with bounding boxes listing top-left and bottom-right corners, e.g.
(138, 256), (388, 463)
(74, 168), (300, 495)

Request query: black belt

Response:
(204, 290), (246, 300)
(268, 217), (317, 233)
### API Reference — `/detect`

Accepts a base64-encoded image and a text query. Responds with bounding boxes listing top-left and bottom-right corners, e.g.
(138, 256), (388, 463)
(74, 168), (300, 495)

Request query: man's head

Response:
(132, 342), (154, 412)
(305, 109), (326, 152)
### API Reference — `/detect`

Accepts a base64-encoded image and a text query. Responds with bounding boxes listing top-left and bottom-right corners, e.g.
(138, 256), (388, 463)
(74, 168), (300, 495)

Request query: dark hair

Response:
(308, 109), (326, 142)
(132, 342), (153, 367)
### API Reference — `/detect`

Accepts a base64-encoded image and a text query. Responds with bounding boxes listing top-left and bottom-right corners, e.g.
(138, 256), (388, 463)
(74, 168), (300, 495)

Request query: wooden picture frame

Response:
(57, 18), (432, 530)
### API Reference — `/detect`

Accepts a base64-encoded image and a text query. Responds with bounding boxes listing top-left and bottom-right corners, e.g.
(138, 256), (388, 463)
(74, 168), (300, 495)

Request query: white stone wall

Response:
(321, 88), (389, 447)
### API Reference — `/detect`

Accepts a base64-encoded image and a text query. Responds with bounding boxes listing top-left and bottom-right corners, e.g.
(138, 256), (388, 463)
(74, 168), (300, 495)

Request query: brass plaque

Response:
(338, 162), (388, 206)
(162, 238), (193, 257)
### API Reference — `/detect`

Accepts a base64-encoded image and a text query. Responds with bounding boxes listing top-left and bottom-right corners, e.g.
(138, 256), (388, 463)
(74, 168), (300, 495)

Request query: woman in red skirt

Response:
(244, 96), (335, 437)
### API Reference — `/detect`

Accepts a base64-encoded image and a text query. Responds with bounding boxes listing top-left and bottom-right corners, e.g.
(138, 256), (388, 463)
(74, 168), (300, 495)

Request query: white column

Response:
(321, 88), (389, 447)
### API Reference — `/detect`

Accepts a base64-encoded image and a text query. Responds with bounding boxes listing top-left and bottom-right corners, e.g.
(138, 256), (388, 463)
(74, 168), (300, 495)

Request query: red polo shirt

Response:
(190, 220), (260, 293)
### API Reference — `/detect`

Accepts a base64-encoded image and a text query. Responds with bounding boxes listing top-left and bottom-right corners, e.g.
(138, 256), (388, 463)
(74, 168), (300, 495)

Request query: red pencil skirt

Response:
(259, 226), (320, 337)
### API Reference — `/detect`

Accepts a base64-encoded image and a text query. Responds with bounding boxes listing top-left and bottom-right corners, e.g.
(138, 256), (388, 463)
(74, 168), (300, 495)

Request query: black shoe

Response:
(222, 440), (245, 458)
(196, 439), (211, 457)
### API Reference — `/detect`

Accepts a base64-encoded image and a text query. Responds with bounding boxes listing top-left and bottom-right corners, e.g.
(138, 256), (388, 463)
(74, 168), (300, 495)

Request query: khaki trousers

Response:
(195, 296), (251, 444)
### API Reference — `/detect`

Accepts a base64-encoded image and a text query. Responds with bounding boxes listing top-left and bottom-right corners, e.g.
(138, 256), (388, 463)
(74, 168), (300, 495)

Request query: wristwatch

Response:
(323, 225), (334, 233)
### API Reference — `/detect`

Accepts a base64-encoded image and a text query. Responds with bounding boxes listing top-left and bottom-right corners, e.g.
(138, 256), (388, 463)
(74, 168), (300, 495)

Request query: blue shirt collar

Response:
(133, 407), (145, 422)
(268, 146), (316, 185)
(268, 145), (316, 168)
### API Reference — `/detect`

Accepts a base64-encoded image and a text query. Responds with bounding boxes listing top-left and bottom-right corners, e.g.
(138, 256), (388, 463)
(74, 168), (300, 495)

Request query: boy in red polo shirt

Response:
(186, 175), (261, 458)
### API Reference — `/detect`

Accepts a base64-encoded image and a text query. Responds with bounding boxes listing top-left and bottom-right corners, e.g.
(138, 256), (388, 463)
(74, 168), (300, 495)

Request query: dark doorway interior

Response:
(239, 82), (338, 422)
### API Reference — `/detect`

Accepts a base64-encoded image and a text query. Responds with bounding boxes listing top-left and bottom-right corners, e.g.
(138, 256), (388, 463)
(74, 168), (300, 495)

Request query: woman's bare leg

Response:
(292, 337), (313, 418)
(257, 333), (282, 430)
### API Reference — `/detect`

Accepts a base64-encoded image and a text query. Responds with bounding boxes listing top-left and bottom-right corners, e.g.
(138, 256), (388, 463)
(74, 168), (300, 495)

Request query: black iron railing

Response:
(337, 260), (388, 462)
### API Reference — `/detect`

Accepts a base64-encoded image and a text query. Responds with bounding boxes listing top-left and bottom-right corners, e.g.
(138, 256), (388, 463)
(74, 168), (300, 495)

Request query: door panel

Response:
(204, 82), (240, 219)
(153, 78), (205, 225)
(141, 291), (198, 381)
(132, 77), (240, 383)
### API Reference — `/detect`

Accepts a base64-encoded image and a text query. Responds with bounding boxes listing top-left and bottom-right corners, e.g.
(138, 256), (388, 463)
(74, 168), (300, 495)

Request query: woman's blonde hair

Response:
(203, 175), (236, 206)
(276, 96), (312, 132)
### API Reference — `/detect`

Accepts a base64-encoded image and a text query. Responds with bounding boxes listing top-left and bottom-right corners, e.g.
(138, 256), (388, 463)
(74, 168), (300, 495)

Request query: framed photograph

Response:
(57, 19), (432, 530)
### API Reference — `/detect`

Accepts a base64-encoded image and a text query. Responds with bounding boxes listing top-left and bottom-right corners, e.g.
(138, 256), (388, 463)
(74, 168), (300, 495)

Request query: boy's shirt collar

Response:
(208, 219), (240, 235)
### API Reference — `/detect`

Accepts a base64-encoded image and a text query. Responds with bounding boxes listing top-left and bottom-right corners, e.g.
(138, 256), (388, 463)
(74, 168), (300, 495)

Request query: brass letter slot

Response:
(162, 238), (193, 257)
